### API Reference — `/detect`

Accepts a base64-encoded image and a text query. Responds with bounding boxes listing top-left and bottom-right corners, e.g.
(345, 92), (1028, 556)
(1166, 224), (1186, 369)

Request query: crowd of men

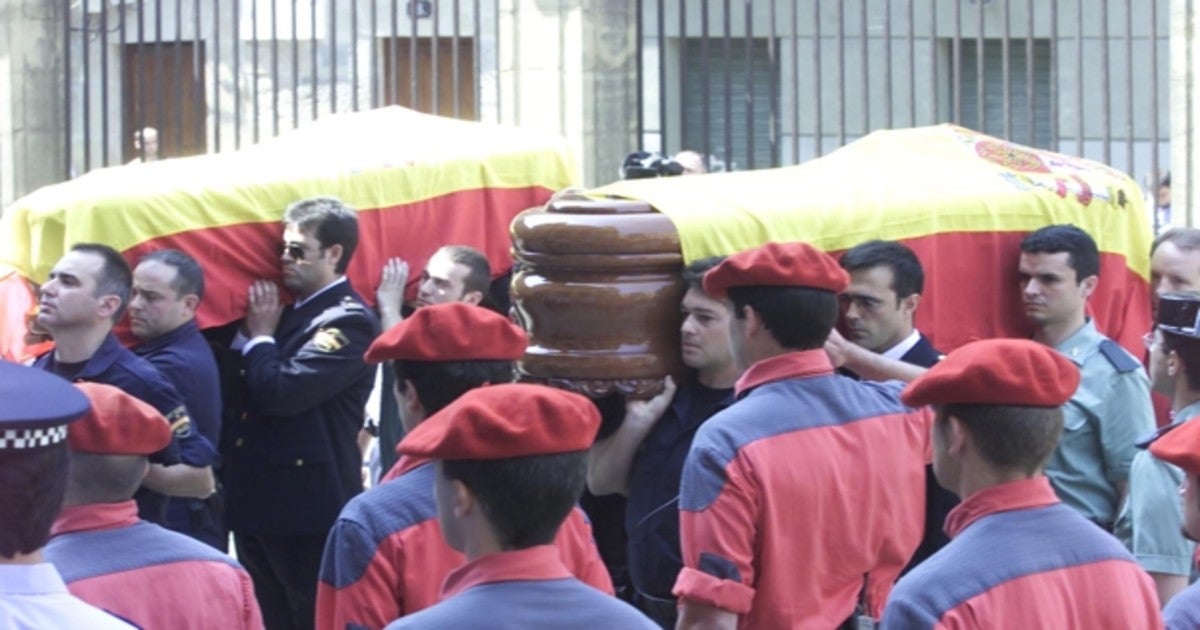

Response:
(4, 192), (1200, 629)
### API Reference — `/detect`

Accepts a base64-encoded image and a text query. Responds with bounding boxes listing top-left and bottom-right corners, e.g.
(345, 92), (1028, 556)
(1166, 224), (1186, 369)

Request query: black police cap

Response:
(0, 361), (90, 451)
(1158, 292), (1200, 339)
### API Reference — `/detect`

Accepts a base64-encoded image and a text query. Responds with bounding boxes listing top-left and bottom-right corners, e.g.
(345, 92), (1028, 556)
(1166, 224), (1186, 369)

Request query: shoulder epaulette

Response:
(1098, 339), (1140, 373)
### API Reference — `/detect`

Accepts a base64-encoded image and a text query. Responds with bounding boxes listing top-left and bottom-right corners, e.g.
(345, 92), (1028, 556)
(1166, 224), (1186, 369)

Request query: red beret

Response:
(70, 382), (173, 455)
(398, 383), (599, 460)
(1150, 420), (1200, 476)
(702, 241), (849, 298)
(902, 339), (1080, 407)
(364, 302), (528, 364)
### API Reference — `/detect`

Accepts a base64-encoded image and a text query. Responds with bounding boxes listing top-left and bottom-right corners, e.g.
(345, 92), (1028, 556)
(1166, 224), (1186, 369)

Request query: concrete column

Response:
(498, 0), (638, 188)
(1171, 0), (1196, 227)
(1, 0), (67, 211)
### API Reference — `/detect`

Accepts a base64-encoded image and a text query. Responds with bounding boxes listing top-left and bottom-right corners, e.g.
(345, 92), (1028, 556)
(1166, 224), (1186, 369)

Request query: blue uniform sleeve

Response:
(138, 369), (220, 467)
(242, 308), (378, 418)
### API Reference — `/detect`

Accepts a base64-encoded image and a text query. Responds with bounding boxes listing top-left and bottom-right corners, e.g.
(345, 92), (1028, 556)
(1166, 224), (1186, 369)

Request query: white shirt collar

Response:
(880, 329), (922, 362)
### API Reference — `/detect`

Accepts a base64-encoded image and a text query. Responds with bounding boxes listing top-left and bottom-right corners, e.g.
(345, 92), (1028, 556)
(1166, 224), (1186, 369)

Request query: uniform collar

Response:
(1053, 319), (1100, 366)
(734, 349), (833, 398)
(1174, 400), (1200, 424)
(133, 319), (199, 355)
(41, 333), (124, 380)
(51, 501), (140, 536)
(293, 276), (348, 310)
(943, 476), (1059, 538)
(440, 545), (571, 599)
(880, 330), (922, 362)
(394, 454), (434, 477)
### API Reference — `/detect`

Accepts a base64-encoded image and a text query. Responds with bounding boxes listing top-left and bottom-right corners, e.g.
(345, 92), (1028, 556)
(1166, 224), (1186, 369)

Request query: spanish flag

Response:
(1, 107), (577, 343)
(596, 124), (1152, 356)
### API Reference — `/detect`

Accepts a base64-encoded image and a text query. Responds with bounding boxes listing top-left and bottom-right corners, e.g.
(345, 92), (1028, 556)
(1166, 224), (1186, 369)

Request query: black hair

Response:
(64, 453), (146, 505)
(392, 359), (514, 416)
(681, 256), (726, 293)
(0, 444), (69, 558)
(1163, 332), (1200, 392)
(139, 248), (206, 300)
(938, 404), (1063, 475)
(71, 243), (133, 322)
(727, 285), (838, 350)
(839, 240), (925, 298)
(1019, 225), (1100, 282)
(283, 197), (359, 274)
(441, 450), (587, 549)
(440, 246), (492, 299)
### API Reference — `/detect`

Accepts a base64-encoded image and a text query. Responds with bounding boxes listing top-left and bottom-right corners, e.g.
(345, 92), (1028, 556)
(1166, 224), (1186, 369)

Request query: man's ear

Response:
(1079, 274), (1099, 299)
(401, 378), (424, 416)
(452, 479), (475, 518)
(97, 295), (122, 321)
(181, 293), (200, 315)
(946, 414), (969, 457)
(461, 291), (484, 306)
(742, 304), (764, 340)
(325, 243), (345, 269)
(900, 292), (920, 316)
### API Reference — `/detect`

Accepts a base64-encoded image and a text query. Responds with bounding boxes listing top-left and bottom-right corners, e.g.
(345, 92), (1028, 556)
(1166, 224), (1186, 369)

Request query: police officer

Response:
(34, 243), (217, 523)
(223, 197), (380, 630)
(0, 362), (132, 629)
(1150, 407), (1200, 628)
(128, 248), (226, 549)
(1017, 225), (1154, 530)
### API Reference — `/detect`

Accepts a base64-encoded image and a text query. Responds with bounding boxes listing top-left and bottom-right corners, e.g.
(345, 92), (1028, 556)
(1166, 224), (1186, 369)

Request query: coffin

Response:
(511, 124), (1154, 399)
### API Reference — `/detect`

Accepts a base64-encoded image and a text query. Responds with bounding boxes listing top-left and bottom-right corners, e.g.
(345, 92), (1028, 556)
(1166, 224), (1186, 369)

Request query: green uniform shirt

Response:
(1114, 400), (1200, 576)
(1047, 319), (1154, 526)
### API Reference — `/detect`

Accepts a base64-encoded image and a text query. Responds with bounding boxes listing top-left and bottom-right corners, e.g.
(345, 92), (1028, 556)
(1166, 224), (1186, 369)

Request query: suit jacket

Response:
(899, 334), (942, 369)
(223, 281), (380, 536)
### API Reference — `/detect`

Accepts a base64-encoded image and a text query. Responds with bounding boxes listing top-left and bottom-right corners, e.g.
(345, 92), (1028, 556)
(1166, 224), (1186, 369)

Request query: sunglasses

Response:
(282, 242), (322, 263)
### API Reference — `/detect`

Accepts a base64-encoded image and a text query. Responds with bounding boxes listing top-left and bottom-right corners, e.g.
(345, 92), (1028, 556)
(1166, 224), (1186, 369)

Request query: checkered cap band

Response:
(0, 425), (68, 450)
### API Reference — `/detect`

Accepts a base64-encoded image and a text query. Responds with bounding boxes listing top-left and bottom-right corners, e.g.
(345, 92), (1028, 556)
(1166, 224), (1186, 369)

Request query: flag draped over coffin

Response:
(595, 124), (1152, 356)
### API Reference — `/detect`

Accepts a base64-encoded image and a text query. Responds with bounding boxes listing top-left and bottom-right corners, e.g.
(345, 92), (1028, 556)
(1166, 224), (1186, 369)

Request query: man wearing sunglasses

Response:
(224, 196), (381, 630)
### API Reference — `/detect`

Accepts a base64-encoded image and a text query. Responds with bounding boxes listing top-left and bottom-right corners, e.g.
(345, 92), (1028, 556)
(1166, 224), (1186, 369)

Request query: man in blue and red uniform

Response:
(673, 242), (931, 629)
(45, 382), (263, 629)
(34, 243), (218, 524)
(128, 249), (226, 550)
(317, 303), (612, 629)
(383, 383), (656, 629)
(882, 338), (1161, 628)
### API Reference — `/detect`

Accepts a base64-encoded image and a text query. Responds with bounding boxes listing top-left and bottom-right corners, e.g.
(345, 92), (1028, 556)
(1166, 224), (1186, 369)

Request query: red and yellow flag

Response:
(2, 107), (578, 334)
(595, 124), (1153, 355)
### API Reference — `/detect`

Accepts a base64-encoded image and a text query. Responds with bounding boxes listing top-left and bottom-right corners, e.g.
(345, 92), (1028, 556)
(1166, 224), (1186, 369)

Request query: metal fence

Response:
(635, 0), (1169, 194)
(59, 0), (1170, 198)
(62, 0), (491, 172)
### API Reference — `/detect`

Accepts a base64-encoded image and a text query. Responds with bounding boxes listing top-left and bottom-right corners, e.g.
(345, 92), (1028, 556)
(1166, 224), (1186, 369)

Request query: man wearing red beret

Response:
(882, 339), (1161, 629)
(1150, 400), (1200, 628)
(382, 383), (657, 629)
(316, 303), (612, 630)
(45, 382), (264, 629)
(674, 241), (932, 629)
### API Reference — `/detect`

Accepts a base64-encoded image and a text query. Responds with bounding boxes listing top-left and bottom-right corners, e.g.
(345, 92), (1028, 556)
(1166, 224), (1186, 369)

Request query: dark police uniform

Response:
(133, 319), (226, 550)
(223, 279), (379, 630)
(625, 378), (732, 627)
(34, 332), (219, 523)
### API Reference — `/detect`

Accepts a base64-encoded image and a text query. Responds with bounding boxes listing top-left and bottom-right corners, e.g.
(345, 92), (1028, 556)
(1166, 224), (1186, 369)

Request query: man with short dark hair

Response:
(1114, 292), (1200, 606)
(881, 339), (1161, 628)
(317, 303), (612, 630)
(383, 383), (657, 629)
(224, 196), (381, 630)
(414, 245), (491, 309)
(1018, 224), (1154, 530)
(587, 257), (737, 626)
(0, 362), (132, 628)
(45, 382), (263, 629)
(673, 242), (930, 629)
(128, 248), (225, 549)
(839, 240), (949, 571)
(34, 243), (218, 524)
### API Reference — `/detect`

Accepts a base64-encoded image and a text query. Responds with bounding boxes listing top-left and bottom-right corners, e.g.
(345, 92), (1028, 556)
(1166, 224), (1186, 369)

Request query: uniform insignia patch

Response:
(314, 328), (349, 353)
(165, 406), (192, 438)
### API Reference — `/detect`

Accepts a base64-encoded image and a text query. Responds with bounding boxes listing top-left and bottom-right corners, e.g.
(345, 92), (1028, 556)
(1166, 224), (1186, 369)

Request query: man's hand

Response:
(824, 328), (851, 368)
(377, 257), (409, 329)
(245, 280), (284, 337)
(624, 376), (678, 432)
